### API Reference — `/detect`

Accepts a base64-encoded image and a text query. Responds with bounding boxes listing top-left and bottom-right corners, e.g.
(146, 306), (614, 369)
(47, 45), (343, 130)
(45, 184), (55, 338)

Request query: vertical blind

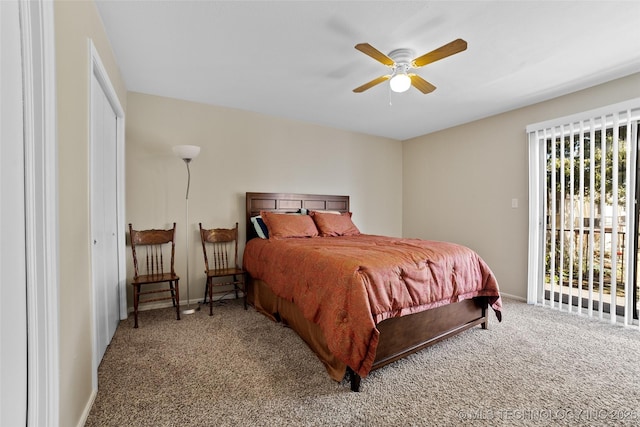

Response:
(527, 99), (640, 325)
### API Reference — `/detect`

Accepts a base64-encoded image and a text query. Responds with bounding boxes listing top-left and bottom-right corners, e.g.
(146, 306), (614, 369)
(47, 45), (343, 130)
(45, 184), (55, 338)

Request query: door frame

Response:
(19, 1), (60, 425)
(1, 1), (28, 425)
(89, 40), (126, 388)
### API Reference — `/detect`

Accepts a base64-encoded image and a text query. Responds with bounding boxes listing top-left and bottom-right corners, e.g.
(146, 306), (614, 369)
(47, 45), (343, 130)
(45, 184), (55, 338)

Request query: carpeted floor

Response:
(85, 298), (640, 426)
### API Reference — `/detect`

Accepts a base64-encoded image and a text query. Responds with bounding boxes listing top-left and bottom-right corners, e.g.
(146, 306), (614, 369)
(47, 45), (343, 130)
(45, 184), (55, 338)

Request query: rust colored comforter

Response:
(242, 234), (502, 378)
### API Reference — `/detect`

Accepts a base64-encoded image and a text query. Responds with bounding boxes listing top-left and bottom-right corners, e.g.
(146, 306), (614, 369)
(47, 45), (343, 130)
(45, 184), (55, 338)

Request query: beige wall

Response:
(51, 1), (640, 423)
(54, 0), (127, 425)
(125, 92), (403, 306)
(402, 72), (640, 300)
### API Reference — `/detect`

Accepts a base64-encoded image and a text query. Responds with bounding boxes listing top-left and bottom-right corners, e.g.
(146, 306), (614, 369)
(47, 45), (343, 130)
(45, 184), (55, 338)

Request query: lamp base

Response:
(182, 308), (195, 315)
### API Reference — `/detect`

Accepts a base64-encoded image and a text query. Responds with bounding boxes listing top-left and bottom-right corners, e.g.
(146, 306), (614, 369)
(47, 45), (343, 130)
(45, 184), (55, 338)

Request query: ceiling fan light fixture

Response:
(353, 40), (467, 95)
(389, 72), (411, 93)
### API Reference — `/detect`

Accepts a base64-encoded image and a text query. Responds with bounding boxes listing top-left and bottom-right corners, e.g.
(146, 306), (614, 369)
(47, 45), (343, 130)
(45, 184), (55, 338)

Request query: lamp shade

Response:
(173, 145), (201, 160)
(389, 73), (411, 93)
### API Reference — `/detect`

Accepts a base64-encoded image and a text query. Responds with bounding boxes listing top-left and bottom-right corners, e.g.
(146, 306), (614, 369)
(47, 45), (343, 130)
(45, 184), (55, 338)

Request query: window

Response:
(527, 99), (640, 325)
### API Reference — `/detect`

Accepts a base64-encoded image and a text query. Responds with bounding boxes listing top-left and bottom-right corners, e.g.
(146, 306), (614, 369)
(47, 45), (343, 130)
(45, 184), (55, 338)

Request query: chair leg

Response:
(133, 284), (140, 328)
(174, 280), (181, 321)
(203, 280), (209, 304)
(242, 278), (247, 310)
(233, 275), (239, 299)
(170, 282), (176, 307)
(209, 277), (214, 316)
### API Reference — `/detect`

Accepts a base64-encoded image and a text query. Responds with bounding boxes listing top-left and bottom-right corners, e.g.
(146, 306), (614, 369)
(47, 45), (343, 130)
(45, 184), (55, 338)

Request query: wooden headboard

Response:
(245, 192), (350, 241)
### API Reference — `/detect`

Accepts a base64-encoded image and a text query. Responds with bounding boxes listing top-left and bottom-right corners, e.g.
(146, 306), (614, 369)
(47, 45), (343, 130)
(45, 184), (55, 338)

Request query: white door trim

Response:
(88, 40), (127, 390)
(1, 1), (28, 425)
(19, 1), (60, 425)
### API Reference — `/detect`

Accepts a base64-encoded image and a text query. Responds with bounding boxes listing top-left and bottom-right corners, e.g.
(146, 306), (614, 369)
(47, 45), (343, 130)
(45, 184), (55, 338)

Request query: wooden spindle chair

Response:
(129, 223), (180, 328)
(199, 222), (247, 316)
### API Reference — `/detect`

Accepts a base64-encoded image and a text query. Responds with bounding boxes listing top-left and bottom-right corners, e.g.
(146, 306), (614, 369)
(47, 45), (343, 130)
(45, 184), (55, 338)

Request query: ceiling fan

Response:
(352, 39), (467, 94)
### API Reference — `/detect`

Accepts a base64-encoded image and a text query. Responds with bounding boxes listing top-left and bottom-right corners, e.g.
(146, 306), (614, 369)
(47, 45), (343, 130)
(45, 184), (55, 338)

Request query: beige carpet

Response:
(85, 298), (640, 426)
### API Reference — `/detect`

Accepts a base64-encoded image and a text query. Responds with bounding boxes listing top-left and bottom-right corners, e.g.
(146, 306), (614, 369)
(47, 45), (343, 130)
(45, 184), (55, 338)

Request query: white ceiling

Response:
(95, 0), (640, 141)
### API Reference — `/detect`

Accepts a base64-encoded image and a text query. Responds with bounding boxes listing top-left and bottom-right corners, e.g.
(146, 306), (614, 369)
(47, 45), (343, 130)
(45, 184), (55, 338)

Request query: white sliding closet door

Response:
(91, 71), (120, 363)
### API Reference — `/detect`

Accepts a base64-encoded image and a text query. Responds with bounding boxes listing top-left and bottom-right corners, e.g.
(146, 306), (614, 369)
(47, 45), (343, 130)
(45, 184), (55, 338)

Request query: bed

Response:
(243, 192), (502, 391)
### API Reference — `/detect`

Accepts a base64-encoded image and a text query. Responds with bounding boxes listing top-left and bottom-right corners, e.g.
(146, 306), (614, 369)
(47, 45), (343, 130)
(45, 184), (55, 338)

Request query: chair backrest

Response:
(129, 223), (177, 278)
(199, 222), (240, 272)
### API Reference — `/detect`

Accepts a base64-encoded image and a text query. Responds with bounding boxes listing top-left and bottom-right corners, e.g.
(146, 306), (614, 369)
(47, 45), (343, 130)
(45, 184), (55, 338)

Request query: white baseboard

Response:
(77, 388), (97, 427)
(128, 293), (241, 314)
(131, 292), (527, 313)
(500, 292), (527, 302)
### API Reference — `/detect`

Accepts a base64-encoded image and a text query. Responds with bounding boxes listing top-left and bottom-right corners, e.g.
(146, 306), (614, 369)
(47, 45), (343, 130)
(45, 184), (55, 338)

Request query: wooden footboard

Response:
(373, 297), (488, 369)
(348, 297), (488, 391)
(248, 276), (489, 392)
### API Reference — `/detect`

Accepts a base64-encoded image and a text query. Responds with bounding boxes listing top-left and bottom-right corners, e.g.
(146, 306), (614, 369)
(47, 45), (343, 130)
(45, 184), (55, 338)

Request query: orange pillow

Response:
(310, 211), (360, 237)
(260, 211), (319, 239)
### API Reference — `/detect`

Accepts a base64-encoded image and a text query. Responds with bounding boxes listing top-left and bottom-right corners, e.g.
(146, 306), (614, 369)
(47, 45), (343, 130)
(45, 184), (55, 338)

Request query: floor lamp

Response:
(173, 144), (201, 315)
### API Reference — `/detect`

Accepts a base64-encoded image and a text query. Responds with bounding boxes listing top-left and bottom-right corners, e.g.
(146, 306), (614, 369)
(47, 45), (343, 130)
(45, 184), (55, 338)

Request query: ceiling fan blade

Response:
(411, 38), (467, 68)
(409, 74), (436, 94)
(355, 43), (395, 67)
(353, 75), (391, 93)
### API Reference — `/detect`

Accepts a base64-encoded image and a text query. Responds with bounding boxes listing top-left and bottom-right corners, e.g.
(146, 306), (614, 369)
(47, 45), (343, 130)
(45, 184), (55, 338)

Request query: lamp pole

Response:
(173, 145), (201, 315)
